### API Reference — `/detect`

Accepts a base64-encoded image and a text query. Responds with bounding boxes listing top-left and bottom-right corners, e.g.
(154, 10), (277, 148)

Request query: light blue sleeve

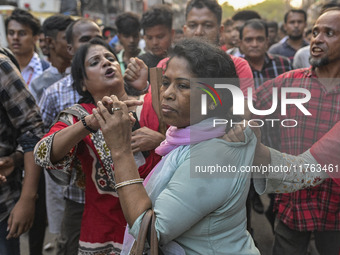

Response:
(253, 148), (328, 195)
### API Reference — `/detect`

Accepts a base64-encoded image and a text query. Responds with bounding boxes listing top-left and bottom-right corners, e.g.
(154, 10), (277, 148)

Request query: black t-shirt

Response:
(138, 52), (164, 68)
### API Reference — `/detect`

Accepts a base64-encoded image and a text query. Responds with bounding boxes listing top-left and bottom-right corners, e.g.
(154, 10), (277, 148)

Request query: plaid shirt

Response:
(249, 53), (292, 150)
(39, 74), (84, 204)
(250, 53), (292, 89)
(0, 54), (44, 221)
(255, 67), (340, 231)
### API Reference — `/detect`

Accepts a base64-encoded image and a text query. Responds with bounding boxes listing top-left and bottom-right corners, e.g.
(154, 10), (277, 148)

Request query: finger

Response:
(124, 71), (137, 81)
(102, 96), (113, 108)
(127, 58), (140, 73)
(135, 57), (147, 69)
(129, 112), (136, 127)
(132, 145), (140, 153)
(7, 218), (17, 239)
(16, 222), (25, 237)
(96, 101), (112, 119)
(92, 108), (106, 127)
(222, 134), (232, 142)
(226, 128), (244, 142)
(109, 95), (120, 104)
(233, 125), (246, 141)
(7, 213), (12, 232)
(123, 100), (143, 108)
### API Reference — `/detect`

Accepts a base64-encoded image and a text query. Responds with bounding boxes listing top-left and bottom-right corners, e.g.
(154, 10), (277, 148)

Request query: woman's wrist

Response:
(82, 115), (99, 133)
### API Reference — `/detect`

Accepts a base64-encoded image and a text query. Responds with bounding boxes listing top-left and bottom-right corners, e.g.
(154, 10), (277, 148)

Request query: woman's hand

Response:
(223, 120), (261, 148)
(93, 95), (139, 158)
(124, 58), (149, 92)
(0, 174), (6, 184)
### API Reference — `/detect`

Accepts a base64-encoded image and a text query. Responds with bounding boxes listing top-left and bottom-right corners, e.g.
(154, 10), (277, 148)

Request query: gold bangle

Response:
(115, 178), (144, 190)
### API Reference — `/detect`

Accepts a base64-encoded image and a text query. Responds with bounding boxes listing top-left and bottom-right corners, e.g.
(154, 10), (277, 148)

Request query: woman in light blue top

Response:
(92, 38), (259, 255)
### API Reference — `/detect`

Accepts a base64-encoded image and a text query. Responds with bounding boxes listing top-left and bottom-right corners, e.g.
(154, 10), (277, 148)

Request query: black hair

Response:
(232, 10), (261, 22)
(168, 38), (239, 119)
(223, 18), (234, 27)
(141, 5), (173, 32)
(284, 9), (307, 23)
(71, 37), (118, 104)
(240, 19), (268, 40)
(115, 12), (141, 35)
(42, 14), (74, 40)
(186, 0), (222, 25)
(320, 6), (340, 15)
(267, 21), (278, 31)
(5, 8), (41, 36)
(65, 18), (98, 44)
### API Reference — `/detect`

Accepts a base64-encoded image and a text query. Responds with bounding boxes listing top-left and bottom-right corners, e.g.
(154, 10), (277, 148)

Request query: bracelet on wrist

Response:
(140, 81), (150, 93)
(114, 178), (144, 190)
(80, 116), (97, 133)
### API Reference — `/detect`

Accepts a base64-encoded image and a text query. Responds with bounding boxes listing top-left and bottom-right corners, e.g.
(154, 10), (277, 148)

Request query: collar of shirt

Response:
(21, 52), (43, 85)
(282, 39), (309, 51)
(48, 65), (71, 75)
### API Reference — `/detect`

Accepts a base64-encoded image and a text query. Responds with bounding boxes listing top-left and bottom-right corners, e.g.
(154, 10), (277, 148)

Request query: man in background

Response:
(138, 5), (174, 68)
(269, 9), (309, 61)
(5, 8), (49, 87)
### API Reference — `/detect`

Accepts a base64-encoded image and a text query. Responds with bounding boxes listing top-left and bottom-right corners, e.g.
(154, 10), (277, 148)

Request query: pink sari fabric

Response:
(143, 120), (227, 184)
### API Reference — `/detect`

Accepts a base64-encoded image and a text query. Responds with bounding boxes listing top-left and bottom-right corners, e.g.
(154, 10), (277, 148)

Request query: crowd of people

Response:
(0, 0), (340, 254)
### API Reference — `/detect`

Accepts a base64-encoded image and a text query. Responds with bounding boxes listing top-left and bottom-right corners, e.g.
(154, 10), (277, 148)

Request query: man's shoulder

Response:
(268, 53), (291, 65)
(42, 74), (73, 96)
(268, 42), (283, 53)
(273, 68), (310, 80)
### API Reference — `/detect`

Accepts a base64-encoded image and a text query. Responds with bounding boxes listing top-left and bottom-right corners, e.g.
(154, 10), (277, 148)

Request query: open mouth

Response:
(311, 47), (324, 56)
(105, 67), (115, 78)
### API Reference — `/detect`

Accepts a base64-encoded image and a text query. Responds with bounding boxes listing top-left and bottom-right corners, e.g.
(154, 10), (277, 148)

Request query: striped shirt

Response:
(255, 67), (340, 231)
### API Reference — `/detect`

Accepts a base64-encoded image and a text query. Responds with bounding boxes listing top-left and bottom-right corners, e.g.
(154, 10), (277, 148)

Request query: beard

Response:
(289, 34), (303, 41)
(309, 55), (329, 68)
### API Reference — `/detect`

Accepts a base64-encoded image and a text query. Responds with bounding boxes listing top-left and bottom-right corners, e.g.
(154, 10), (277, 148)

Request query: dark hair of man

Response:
(267, 21), (278, 31)
(42, 14), (74, 40)
(71, 37), (117, 104)
(186, 0), (222, 25)
(115, 12), (141, 35)
(5, 8), (41, 36)
(65, 18), (96, 44)
(320, 6), (340, 15)
(232, 10), (261, 22)
(223, 18), (234, 27)
(239, 19), (268, 40)
(284, 9), (307, 23)
(141, 4), (173, 32)
(167, 38), (239, 120)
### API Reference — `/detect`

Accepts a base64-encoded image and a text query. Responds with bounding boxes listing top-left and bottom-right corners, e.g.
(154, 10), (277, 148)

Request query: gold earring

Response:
(209, 103), (216, 110)
(82, 86), (87, 92)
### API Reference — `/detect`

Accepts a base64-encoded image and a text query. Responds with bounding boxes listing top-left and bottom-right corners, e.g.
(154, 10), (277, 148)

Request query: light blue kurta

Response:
(130, 133), (259, 255)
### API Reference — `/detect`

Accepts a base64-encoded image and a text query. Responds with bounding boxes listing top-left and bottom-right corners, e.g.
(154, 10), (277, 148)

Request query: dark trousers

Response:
(273, 220), (340, 255)
(56, 198), (84, 255)
(29, 171), (47, 255)
(0, 216), (20, 255)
